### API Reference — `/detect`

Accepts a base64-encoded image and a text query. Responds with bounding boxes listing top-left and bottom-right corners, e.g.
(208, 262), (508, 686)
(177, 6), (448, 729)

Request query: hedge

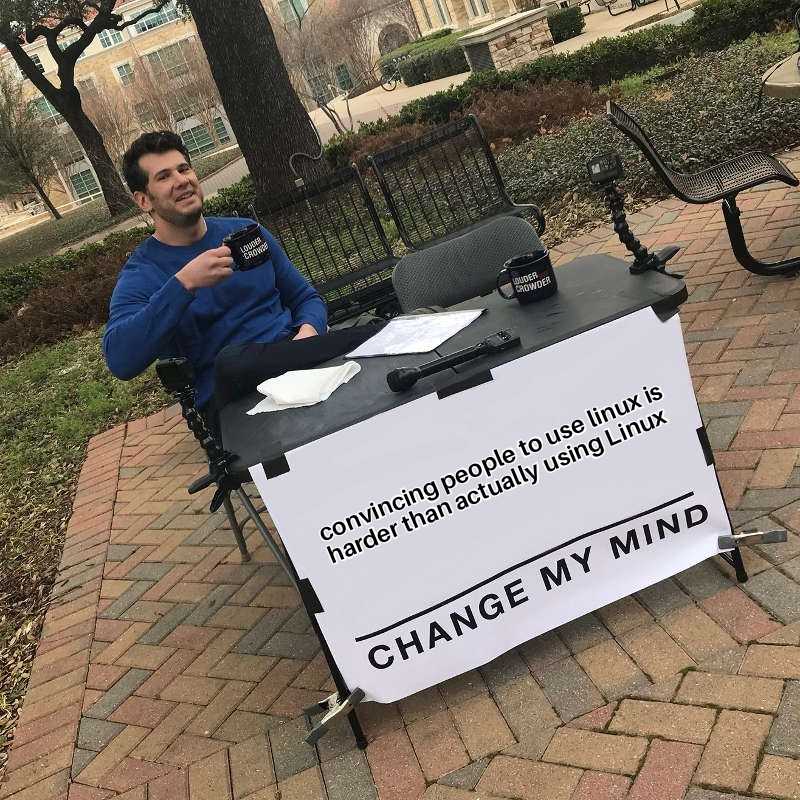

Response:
(547, 6), (586, 44)
(398, 45), (470, 86)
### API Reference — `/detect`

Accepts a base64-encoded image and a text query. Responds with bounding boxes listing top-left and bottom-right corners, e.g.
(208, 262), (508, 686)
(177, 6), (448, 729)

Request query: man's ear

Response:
(133, 190), (152, 214)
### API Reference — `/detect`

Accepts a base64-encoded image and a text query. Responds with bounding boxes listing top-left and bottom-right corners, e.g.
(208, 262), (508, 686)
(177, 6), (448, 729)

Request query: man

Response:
(103, 131), (327, 410)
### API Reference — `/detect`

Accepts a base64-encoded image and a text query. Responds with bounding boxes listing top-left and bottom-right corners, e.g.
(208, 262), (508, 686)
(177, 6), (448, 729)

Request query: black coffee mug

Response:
(223, 223), (271, 271)
(496, 250), (557, 305)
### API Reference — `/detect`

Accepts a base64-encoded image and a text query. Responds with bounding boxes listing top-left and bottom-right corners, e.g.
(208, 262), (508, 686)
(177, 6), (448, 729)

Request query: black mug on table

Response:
(223, 223), (271, 271)
(496, 250), (557, 304)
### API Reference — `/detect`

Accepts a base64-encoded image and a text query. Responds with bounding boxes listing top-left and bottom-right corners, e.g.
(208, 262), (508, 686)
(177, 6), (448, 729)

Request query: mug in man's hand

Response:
(496, 250), (557, 305)
(223, 223), (271, 271)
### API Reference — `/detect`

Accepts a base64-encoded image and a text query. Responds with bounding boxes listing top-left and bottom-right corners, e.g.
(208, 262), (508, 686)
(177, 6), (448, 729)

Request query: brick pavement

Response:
(5, 149), (800, 799)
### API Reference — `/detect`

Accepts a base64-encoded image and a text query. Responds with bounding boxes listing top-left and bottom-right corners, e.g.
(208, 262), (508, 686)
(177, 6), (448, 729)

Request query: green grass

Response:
(0, 332), (168, 769)
(0, 201), (139, 273)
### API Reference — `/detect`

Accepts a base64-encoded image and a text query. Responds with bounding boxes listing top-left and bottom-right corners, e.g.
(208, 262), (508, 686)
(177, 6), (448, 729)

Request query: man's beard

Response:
(150, 194), (203, 227)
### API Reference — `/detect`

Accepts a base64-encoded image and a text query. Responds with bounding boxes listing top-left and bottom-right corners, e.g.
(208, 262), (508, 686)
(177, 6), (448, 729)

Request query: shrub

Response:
(378, 28), (454, 67)
(0, 228), (148, 322)
(465, 80), (604, 141)
(547, 6), (586, 44)
(203, 175), (256, 218)
(684, 0), (800, 50)
(398, 44), (470, 86)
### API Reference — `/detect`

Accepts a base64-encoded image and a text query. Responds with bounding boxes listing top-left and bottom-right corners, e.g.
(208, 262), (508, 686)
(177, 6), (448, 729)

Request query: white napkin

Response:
(247, 362), (362, 415)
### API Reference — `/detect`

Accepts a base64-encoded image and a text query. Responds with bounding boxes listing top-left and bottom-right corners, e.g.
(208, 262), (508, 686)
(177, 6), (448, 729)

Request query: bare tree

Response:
(81, 78), (139, 167)
(0, 62), (66, 219)
(0, 1), (180, 216)
(176, 37), (225, 146)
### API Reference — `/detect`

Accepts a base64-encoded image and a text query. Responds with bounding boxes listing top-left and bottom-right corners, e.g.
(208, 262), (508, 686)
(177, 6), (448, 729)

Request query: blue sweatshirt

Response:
(103, 217), (327, 408)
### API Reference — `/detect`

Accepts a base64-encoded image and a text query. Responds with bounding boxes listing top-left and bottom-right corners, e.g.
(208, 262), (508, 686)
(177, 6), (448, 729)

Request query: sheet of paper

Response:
(346, 310), (484, 358)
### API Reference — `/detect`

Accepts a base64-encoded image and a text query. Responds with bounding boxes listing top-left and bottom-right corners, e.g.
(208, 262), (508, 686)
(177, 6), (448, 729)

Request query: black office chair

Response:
(392, 216), (545, 312)
(606, 100), (800, 277)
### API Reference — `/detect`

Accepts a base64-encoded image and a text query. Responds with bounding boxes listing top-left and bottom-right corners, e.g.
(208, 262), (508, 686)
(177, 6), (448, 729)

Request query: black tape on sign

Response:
(697, 426), (714, 466)
(262, 455), (290, 479)
(298, 578), (323, 614)
(437, 370), (493, 400)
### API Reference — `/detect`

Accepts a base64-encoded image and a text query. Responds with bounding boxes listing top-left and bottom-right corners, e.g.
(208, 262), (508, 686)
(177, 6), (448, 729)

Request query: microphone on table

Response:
(387, 329), (521, 393)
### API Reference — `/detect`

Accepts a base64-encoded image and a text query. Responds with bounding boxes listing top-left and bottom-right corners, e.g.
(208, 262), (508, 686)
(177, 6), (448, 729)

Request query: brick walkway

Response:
(6, 148), (800, 800)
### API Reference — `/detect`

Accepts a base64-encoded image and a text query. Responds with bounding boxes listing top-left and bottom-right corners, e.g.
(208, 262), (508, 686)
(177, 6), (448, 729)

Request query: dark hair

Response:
(122, 131), (191, 193)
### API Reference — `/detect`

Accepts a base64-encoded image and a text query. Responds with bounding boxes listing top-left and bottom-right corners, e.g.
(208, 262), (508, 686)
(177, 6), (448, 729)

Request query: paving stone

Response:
(476, 755), (582, 800)
(661, 606), (738, 661)
(136, 604), (194, 646)
(575, 640), (648, 700)
(754, 754), (800, 800)
(492, 672), (560, 735)
(126, 563), (173, 581)
(684, 791), (751, 800)
(519, 631), (570, 675)
(595, 596), (652, 636)
(366, 727), (425, 800)
(706, 417), (742, 450)
(628, 739), (702, 800)
(557, 613), (610, 653)
(321, 748), (378, 800)
(107, 545), (138, 562)
(635, 579), (692, 618)
(233, 608), (293, 655)
(536, 656), (605, 722)
(437, 758), (489, 791)
(479, 651), (530, 690)
(269, 717), (318, 781)
(543, 727), (647, 775)
(98, 582), (154, 620)
(83, 669), (151, 720)
(450, 693), (515, 759)
(701, 586), (781, 643)
(70, 748), (97, 778)
(694, 709), (772, 792)
(741, 644), (800, 677)
(407, 710), (469, 781)
(228, 734), (275, 798)
(184, 584), (239, 626)
(259, 631), (320, 660)
(676, 671), (783, 712)
(767, 680), (800, 757)
(675, 561), (733, 600)
(77, 718), (125, 752)
(608, 699), (716, 744)
(619, 624), (694, 682)
(743, 568), (800, 623)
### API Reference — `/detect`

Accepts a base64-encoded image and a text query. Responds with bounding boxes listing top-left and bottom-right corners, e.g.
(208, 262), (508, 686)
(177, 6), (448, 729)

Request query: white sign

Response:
(250, 308), (731, 703)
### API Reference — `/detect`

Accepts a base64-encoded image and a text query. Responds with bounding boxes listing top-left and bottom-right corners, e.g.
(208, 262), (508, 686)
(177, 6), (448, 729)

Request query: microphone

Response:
(386, 330), (520, 393)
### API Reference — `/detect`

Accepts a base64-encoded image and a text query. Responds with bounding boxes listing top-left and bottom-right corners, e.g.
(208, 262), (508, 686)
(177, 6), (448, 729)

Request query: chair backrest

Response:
(606, 100), (683, 191)
(392, 216), (544, 312)
(255, 166), (398, 324)
(367, 115), (515, 251)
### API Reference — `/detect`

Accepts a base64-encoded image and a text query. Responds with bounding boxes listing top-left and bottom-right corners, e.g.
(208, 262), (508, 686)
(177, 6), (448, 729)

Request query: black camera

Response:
(587, 152), (625, 186)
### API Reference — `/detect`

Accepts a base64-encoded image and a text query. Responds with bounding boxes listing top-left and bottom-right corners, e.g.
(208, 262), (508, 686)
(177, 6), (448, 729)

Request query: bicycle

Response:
(379, 55), (408, 92)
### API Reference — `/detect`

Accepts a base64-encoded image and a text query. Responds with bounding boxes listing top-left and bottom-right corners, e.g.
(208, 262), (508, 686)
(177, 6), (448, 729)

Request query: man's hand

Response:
(175, 246), (234, 292)
(292, 323), (318, 340)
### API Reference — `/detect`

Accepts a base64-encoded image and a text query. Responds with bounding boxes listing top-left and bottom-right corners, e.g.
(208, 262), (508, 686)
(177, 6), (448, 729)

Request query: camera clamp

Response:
(586, 152), (683, 279)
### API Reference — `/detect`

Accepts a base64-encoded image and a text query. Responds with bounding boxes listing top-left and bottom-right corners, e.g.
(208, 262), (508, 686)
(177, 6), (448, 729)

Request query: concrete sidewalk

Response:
(6, 144), (800, 800)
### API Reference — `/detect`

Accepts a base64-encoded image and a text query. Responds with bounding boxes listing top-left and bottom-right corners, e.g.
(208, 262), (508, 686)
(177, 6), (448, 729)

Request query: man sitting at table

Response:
(102, 131), (328, 412)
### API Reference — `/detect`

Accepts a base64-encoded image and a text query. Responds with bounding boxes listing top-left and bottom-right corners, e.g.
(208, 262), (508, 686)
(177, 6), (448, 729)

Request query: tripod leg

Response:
(222, 493), (250, 562)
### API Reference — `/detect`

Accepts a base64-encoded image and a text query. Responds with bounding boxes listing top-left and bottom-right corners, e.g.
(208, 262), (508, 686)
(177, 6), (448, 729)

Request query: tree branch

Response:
(116, 1), (173, 30)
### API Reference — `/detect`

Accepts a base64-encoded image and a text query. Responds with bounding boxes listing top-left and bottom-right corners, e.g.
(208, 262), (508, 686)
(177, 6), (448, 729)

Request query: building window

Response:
(77, 78), (97, 98)
(213, 117), (231, 144)
(432, 0), (452, 24)
(466, 0), (489, 14)
(31, 96), (63, 125)
(29, 53), (45, 73)
(99, 29), (123, 48)
(170, 92), (198, 122)
(307, 74), (333, 105)
(334, 63), (353, 92)
(60, 132), (84, 163)
(133, 1), (180, 34)
(419, 1), (433, 29)
(116, 63), (134, 85)
(146, 42), (189, 79)
(134, 102), (156, 127)
(70, 168), (99, 200)
(180, 124), (216, 156)
(278, 0), (309, 26)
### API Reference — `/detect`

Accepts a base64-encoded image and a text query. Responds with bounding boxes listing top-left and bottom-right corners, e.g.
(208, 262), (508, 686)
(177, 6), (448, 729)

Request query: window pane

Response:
(29, 53), (45, 73)
(334, 63), (352, 91)
(213, 117), (231, 144)
(134, 1), (180, 34)
(146, 42), (189, 79)
(116, 63), (134, 85)
(32, 96), (63, 125)
(180, 124), (215, 156)
(70, 168), (99, 200)
(99, 29), (123, 48)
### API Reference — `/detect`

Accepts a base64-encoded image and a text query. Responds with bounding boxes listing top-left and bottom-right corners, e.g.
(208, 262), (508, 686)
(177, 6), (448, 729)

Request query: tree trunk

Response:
(29, 173), (61, 220)
(59, 95), (135, 217)
(186, 0), (328, 200)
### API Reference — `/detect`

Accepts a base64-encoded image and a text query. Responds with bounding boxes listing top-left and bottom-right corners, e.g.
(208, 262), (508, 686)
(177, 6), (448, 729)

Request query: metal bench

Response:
(367, 114), (545, 251)
(253, 165), (400, 324)
(607, 100), (800, 277)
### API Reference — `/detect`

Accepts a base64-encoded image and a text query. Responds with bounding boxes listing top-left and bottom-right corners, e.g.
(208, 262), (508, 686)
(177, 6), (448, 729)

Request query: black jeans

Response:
(212, 323), (384, 411)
